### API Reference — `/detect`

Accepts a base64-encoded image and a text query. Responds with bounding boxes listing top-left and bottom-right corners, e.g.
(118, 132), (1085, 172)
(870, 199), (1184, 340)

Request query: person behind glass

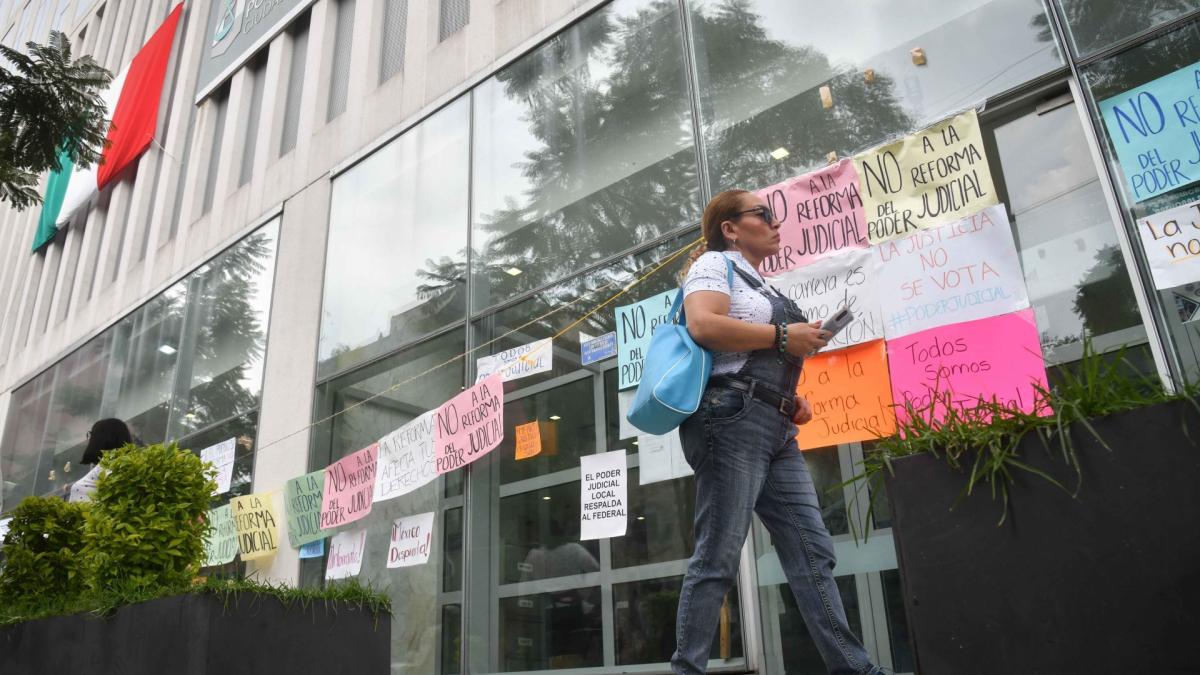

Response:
(672, 190), (883, 675)
(68, 418), (134, 503)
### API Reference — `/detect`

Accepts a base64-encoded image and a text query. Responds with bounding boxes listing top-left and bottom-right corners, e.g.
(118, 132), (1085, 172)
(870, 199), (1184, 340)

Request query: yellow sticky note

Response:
(819, 85), (833, 109)
(515, 421), (542, 461)
(231, 491), (280, 561)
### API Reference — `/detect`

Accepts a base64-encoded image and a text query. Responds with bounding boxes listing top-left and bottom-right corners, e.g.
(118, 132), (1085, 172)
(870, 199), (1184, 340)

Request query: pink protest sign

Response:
(757, 159), (868, 276)
(435, 374), (505, 474)
(886, 309), (1049, 427)
(320, 443), (378, 529)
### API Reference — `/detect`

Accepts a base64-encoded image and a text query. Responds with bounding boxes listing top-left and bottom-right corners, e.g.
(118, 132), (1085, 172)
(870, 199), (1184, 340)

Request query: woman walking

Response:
(673, 190), (883, 675)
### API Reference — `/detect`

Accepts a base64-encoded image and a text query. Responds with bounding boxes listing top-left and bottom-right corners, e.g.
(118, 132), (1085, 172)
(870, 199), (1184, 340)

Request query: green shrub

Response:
(0, 496), (90, 616)
(84, 443), (216, 593)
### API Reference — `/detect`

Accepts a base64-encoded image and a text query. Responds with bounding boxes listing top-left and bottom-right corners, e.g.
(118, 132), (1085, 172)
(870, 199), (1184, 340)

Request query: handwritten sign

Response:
(320, 444), (378, 529)
(757, 159), (868, 275)
(298, 539), (325, 559)
(857, 110), (998, 243)
(434, 374), (505, 474)
(284, 469), (327, 548)
(325, 528), (367, 581)
(515, 421), (542, 461)
(231, 492), (280, 562)
(886, 309), (1049, 427)
(200, 438), (236, 495)
(876, 204), (1029, 338)
(795, 340), (896, 448)
(581, 331), (618, 365)
(636, 430), (692, 485)
(772, 248), (883, 349)
(580, 450), (627, 540)
(387, 511), (435, 568)
(615, 289), (676, 389)
(1136, 198), (1200, 289)
(374, 411), (438, 502)
(203, 504), (238, 567)
(476, 338), (553, 383)
(1099, 60), (1200, 202)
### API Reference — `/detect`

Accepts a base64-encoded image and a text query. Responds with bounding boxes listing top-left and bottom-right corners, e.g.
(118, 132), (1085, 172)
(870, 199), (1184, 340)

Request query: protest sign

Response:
(476, 338), (553, 383)
(857, 110), (998, 243)
(298, 539), (325, 559)
(200, 438), (236, 495)
(0, 517), (10, 545)
(320, 444), (378, 528)
(1098, 60), (1200, 202)
(231, 491), (280, 562)
(387, 511), (435, 568)
(325, 528), (367, 580)
(876, 204), (1029, 338)
(515, 421), (542, 461)
(636, 430), (692, 485)
(284, 469), (327, 548)
(581, 332), (618, 365)
(886, 309), (1049, 426)
(617, 389), (639, 440)
(434, 374), (504, 474)
(580, 450), (627, 540)
(795, 340), (896, 447)
(772, 248), (884, 349)
(615, 289), (676, 389)
(203, 504), (238, 567)
(374, 411), (438, 502)
(757, 159), (869, 276)
(1136, 198), (1200, 289)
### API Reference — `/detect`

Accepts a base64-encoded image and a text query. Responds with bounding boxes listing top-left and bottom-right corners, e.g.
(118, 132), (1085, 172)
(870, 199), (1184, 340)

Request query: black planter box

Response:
(884, 399), (1200, 675)
(0, 591), (390, 674)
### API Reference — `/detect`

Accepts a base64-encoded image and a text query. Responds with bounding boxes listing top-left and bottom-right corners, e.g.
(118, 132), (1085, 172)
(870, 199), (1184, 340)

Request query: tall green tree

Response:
(0, 31), (112, 210)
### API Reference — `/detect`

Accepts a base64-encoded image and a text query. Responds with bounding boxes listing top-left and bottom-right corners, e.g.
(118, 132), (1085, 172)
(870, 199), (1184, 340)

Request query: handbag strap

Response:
(672, 255), (734, 325)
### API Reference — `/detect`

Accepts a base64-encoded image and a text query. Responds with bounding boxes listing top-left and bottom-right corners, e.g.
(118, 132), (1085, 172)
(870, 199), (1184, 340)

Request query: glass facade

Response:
(0, 221), (280, 509)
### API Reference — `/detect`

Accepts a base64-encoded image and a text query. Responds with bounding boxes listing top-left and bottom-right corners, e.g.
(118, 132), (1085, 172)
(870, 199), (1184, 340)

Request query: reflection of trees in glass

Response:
(694, 0), (914, 189)
(1073, 244), (1144, 334)
(1033, 1), (1198, 55)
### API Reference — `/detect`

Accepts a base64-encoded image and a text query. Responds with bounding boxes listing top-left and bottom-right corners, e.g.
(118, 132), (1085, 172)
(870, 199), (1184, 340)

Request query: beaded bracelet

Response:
(773, 322), (782, 351)
(778, 322), (788, 356)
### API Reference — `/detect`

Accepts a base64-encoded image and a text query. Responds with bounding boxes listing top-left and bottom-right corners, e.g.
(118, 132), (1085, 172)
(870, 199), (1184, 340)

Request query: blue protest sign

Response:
(1098, 60), (1200, 202)
(299, 539), (325, 559)
(615, 290), (677, 389)
(581, 332), (618, 365)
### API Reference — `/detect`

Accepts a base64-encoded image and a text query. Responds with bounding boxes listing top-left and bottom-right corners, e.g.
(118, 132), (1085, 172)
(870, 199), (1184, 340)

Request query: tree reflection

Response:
(1033, 1), (1198, 56)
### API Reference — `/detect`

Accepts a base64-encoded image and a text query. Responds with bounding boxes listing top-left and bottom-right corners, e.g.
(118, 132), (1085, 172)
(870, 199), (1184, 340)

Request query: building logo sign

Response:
(210, 0), (244, 57)
(197, 0), (317, 102)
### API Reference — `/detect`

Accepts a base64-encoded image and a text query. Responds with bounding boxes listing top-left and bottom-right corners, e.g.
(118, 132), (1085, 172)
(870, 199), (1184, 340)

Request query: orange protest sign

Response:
(515, 421), (542, 461)
(796, 339), (896, 449)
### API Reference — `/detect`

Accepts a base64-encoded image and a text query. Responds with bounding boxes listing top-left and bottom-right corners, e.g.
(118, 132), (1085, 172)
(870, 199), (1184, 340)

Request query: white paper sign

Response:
(637, 430), (693, 485)
(0, 517), (11, 545)
(476, 338), (553, 383)
(580, 450), (628, 540)
(325, 528), (367, 580)
(374, 411), (438, 503)
(876, 204), (1030, 338)
(387, 511), (436, 568)
(200, 438), (237, 495)
(617, 390), (639, 440)
(1136, 199), (1200, 289)
(772, 248), (884, 350)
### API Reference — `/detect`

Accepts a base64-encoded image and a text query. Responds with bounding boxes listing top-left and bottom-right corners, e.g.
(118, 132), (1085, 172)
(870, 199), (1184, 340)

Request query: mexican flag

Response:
(34, 3), (183, 251)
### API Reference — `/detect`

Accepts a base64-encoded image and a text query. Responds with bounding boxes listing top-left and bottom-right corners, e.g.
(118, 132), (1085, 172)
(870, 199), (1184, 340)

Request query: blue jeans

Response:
(672, 385), (880, 675)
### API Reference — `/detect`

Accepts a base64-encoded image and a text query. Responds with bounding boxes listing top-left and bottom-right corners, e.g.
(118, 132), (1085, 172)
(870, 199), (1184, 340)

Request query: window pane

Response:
(1081, 21), (1200, 379)
(500, 481), (599, 585)
(170, 221), (280, 439)
(470, 0), (701, 310)
(37, 333), (114, 498)
(499, 586), (603, 671)
(109, 282), (188, 444)
(0, 371), (54, 507)
(495, 378), (595, 487)
(688, 0), (1063, 193)
(614, 577), (742, 666)
(987, 101), (1145, 357)
(320, 97), (469, 377)
(881, 569), (916, 673)
(309, 331), (465, 675)
(1055, 0), (1200, 57)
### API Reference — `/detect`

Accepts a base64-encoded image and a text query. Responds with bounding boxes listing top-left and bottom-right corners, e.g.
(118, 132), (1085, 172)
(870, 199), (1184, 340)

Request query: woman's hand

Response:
(786, 321), (830, 358)
(792, 396), (813, 426)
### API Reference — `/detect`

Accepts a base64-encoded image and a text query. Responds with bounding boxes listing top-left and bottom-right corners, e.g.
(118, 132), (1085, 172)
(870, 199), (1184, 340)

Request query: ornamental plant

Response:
(0, 496), (90, 616)
(83, 442), (217, 594)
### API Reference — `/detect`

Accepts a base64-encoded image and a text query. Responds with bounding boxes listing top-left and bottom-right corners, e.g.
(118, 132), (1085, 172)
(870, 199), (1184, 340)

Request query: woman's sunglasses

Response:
(734, 205), (775, 225)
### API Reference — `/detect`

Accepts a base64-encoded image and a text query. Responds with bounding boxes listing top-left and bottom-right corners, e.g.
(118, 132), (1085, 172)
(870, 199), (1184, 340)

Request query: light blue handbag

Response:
(625, 257), (734, 435)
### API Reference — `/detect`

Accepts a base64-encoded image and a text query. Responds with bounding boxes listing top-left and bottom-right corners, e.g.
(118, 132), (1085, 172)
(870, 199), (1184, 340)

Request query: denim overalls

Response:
(672, 266), (881, 675)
